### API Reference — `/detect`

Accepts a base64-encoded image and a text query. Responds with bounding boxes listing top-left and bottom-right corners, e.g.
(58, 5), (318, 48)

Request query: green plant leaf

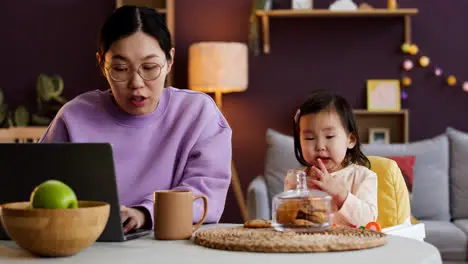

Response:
(43, 104), (62, 112)
(32, 114), (51, 125)
(14, 106), (29, 127)
(37, 74), (54, 101)
(36, 95), (43, 111)
(51, 75), (64, 96)
(7, 112), (14, 127)
(51, 95), (67, 105)
(0, 110), (5, 124)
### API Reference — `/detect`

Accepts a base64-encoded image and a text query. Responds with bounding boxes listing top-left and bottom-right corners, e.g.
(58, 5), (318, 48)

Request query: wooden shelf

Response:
(255, 8), (419, 54)
(256, 8), (418, 17)
(353, 109), (409, 115)
(353, 109), (409, 143)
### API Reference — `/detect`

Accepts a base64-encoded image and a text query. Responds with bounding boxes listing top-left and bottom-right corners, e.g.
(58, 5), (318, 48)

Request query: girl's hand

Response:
(120, 205), (146, 233)
(284, 167), (320, 191)
(308, 159), (349, 209)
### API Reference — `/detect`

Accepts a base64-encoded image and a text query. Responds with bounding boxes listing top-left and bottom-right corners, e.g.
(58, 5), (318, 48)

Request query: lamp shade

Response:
(188, 42), (248, 94)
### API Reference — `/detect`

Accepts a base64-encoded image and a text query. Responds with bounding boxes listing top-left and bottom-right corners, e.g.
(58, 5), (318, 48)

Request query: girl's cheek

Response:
(302, 149), (314, 162)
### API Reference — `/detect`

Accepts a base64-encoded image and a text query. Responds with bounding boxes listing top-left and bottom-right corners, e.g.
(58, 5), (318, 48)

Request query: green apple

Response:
(30, 180), (78, 209)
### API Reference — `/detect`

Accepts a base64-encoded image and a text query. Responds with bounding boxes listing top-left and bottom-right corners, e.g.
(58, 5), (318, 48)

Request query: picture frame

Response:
(366, 79), (401, 112)
(369, 128), (390, 144)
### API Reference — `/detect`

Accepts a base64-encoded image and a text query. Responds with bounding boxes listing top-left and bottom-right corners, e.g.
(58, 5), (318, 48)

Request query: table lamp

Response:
(188, 41), (249, 222)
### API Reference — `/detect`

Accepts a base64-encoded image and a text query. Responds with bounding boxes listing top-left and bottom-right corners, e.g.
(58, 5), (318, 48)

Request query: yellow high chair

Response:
(368, 156), (411, 229)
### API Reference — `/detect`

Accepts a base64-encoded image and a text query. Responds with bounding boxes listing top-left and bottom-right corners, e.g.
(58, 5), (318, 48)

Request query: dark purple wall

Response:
(0, 1), (113, 108)
(1, 0), (467, 223)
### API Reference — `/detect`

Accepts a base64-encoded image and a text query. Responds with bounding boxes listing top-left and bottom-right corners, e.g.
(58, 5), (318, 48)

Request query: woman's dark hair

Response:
(293, 90), (371, 169)
(97, 5), (173, 66)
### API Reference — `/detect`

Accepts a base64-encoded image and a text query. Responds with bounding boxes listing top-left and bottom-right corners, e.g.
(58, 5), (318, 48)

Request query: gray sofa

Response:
(247, 127), (468, 264)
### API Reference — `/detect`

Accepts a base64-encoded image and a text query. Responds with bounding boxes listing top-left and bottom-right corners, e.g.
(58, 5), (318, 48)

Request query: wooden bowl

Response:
(0, 201), (110, 257)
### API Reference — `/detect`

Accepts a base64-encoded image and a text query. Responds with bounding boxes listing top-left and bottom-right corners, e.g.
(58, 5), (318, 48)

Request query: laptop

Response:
(0, 143), (151, 242)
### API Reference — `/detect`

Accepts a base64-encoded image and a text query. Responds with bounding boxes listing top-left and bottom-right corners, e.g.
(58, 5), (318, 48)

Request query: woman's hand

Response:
(308, 159), (349, 209)
(120, 205), (146, 233)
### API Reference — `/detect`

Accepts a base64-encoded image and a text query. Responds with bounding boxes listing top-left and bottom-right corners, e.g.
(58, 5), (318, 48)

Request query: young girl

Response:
(284, 90), (377, 227)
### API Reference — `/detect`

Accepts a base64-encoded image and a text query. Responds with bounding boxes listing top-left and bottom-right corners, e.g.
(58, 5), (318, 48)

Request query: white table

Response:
(0, 224), (442, 264)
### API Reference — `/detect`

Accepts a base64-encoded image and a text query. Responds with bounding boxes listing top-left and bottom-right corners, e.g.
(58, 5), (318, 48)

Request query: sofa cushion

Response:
(263, 129), (301, 204)
(386, 156), (416, 194)
(422, 220), (467, 261)
(447, 127), (468, 219)
(362, 134), (450, 221)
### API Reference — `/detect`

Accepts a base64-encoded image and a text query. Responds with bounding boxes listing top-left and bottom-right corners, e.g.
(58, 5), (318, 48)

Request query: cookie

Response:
(306, 197), (329, 212)
(307, 211), (328, 224)
(244, 219), (272, 228)
(293, 219), (314, 227)
(275, 200), (301, 224)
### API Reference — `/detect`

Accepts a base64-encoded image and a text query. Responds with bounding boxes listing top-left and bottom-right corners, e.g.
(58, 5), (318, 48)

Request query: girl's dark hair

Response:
(97, 5), (173, 66)
(293, 90), (371, 169)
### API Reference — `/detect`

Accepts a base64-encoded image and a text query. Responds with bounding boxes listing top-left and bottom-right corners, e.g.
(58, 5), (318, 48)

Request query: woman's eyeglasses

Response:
(106, 61), (166, 82)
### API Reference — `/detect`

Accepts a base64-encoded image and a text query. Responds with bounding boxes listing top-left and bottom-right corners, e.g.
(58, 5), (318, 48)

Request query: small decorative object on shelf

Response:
(358, 2), (373, 10)
(367, 80), (401, 112)
(387, 0), (398, 9)
(369, 127), (391, 144)
(256, 0), (272, 10)
(272, 169), (333, 233)
(291, 0), (313, 9)
(329, 0), (358, 11)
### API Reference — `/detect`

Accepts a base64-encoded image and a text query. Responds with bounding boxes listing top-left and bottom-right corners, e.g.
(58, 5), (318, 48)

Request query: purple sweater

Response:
(40, 87), (232, 227)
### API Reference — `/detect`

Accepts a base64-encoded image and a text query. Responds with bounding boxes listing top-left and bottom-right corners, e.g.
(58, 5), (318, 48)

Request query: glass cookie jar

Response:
(272, 169), (333, 233)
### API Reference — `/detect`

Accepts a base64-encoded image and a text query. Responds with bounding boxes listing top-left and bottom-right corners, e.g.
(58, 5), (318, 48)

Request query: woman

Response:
(40, 5), (232, 234)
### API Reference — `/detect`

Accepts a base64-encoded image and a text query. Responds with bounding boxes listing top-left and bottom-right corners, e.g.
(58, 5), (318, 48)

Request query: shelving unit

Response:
(115, 0), (175, 86)
(354, 109), (409, 143)
(255, 8), (419, 54)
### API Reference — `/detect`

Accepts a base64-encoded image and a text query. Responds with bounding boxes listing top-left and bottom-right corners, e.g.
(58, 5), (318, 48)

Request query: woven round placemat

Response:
(194, 226), (387, 253)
